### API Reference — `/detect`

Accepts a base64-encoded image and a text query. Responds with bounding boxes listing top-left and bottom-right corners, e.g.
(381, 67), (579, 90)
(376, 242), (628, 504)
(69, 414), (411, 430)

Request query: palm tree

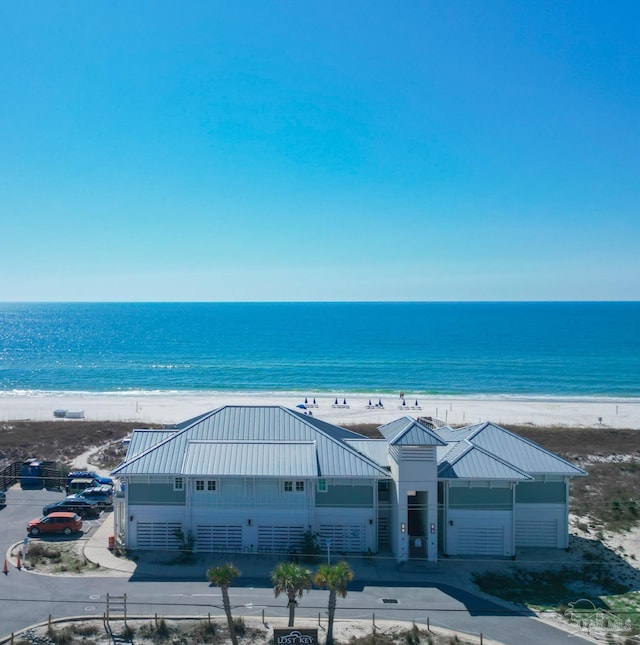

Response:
(271, 561), (313, 627)
(207, 562), (241, 645)
(313, 561), (354, 645)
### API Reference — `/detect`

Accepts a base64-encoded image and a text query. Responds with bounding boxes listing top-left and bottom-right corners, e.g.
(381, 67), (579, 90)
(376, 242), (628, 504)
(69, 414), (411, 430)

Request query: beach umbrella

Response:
(313, 398), (316, 405)
(305, 397), (308, 404)
(343, 398), (347, 405)
(402, 399), (406, 406)
(369, 399), (372, 406)
(335, 398), (339, 405)
(415, 400), (419, 406)
(378, 399), (382, 406)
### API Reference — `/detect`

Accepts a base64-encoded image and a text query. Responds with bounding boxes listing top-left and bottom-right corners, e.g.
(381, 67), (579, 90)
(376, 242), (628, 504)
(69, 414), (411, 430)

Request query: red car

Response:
(27, 512), (83, 536)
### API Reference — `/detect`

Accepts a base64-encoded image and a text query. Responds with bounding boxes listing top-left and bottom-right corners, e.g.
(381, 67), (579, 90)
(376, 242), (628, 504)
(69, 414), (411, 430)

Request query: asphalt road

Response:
(0, 487), (594, 644)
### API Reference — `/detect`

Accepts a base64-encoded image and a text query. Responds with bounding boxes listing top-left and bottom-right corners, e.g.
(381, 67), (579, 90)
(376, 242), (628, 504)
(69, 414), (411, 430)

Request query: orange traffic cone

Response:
(16, 554), (21, 570)
(2, 559), (8, 575)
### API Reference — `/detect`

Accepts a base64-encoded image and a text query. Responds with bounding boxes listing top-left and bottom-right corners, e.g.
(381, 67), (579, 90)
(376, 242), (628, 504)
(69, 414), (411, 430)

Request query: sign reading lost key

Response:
(273, 628), (318, 645)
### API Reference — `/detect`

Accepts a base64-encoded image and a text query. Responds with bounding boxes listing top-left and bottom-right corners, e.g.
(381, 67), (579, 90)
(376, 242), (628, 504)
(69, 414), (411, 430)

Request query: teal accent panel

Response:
(316, 484), (373, 508)
(516, 481), (566, 504)
(449, 487), (512, 510)
(129, 483), (186, 505)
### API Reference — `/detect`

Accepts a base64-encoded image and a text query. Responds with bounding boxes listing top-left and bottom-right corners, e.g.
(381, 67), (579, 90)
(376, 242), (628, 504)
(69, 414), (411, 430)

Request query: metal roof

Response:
(111, 408), (585, 483)
(112, 406), (389, 478)
(466, 422), (587, 476)
(438, 442), (532, 480)
(125, 429), (178, 459)
(182, 441), (317, 477)
(378, 417), (447, 446)
(344, 439), (390, 469)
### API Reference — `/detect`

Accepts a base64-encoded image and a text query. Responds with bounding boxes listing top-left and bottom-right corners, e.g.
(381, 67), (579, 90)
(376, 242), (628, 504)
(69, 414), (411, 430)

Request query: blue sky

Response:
(1, 1), (638, 301)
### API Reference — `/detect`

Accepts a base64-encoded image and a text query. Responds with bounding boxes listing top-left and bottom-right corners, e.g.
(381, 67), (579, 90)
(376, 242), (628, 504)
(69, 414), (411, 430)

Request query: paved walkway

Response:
(82, 514), (433, 582)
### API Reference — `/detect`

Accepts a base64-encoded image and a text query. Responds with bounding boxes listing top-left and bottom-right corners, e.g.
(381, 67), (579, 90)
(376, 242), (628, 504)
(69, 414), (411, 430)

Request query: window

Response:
(284, 480), (305, 492)
(317, 479), (327, 492)
(296, 481), (305, 492)
(196, 480), (205, 491)
(174, 477), (184, 491)
(207, 480), (216, 491)
(284, 481), (293, 492)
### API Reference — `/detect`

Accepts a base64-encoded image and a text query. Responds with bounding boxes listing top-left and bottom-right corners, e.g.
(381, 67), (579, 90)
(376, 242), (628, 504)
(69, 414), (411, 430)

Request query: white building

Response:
(111, 406), (585, 561)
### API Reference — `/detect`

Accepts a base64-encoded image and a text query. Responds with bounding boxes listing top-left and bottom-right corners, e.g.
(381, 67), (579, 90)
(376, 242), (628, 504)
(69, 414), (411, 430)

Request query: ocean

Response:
(0, 302), (638, 399)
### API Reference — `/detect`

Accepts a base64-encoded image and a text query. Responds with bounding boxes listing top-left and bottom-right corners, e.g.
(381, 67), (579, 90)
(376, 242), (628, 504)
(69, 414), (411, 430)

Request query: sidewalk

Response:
(82, 514), (446, 584)
(83, 513), (136, 576)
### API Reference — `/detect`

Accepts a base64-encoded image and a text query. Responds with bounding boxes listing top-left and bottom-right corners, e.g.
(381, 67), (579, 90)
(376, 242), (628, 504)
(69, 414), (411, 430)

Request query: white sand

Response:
(1, 391), (639, 428)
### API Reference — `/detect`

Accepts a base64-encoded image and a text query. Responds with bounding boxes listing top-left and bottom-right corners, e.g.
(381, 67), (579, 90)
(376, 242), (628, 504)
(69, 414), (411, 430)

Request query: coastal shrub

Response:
(27, 542), (62, 565)
(190, 620), (217, 642)
(172, 527), (196, 563)
(401, 623), (421, 645)
(46, 625), (75, 645)
(139, 618), (174, 642)
(233, 616), (246, 637)
(299, 526), (321, 562)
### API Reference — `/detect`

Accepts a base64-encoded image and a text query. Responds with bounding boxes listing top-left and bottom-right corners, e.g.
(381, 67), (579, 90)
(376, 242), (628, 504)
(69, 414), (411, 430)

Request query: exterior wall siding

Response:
(448, 486), (513, 510)
(315, 482), (374, 507)
(515, 481), (566, 504)
(128, 483), (186, 505)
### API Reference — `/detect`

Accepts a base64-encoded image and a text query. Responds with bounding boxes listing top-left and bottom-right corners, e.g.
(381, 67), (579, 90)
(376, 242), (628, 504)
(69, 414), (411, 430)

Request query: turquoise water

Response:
(0, 302), (638, 398)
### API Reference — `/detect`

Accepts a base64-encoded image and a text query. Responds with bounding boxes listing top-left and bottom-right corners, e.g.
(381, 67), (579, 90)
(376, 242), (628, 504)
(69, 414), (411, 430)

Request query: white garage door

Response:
(196, 525), (243, 553)
(457, 527), (505, 555)
(258, 525), (304, 553)
(515, 519), (558, 547)
(137, 522), (182, 550)
(319, 524), (366, 553)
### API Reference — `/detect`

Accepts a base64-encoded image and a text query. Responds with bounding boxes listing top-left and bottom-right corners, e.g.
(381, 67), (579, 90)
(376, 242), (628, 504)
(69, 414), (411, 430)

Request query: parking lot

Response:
(0, 485), (108, 548)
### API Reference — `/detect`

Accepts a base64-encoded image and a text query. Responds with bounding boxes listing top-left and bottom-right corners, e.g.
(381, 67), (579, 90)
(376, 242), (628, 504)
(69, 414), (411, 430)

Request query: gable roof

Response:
(112, 405), (389, 479)
(112, 409), (585, 483)
(125, 429), (179, 460)
(183, 441), (317, 477)
(437, 441), (532, 480)
(378, 417), (447, 446)
(344, 439), (390, 468)
(435, 421), (586, 478)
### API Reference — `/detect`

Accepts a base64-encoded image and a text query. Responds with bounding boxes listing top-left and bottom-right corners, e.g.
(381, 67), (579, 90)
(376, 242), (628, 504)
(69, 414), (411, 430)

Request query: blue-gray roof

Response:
(112, 406), (389, 478)
(112, 409), (585, 483)
(464, 422), (586, 477)
(183, 441), (317, 477)
(435, 421), (586, 477)
(344, 439), (390, 468)
(125, 429), (179, 459)
(438, 442), (532, 480)
(379, 417), (447, 446)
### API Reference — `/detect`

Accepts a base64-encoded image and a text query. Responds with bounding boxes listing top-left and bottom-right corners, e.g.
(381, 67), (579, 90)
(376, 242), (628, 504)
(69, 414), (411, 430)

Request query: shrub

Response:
(299, 526), (321, 562)
(233, 616), (246, 637)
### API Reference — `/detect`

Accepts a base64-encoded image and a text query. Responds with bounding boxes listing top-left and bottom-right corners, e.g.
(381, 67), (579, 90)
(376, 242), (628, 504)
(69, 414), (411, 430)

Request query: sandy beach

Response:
(1, 391), (638, 428)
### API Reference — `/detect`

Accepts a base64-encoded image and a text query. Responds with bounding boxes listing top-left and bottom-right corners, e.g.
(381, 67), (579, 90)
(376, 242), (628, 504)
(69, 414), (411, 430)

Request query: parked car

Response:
(27, 512), (83, 536)
(43, 497), (99, 518)
(67, 485), (113, 507)
(66, 478), (99, 495)
(65, 470), (113, 487)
